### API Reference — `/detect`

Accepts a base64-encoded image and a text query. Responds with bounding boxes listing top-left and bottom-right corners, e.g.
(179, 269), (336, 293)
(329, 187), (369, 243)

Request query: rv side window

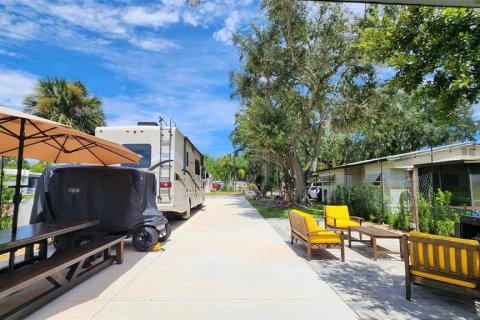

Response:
(195, 159), (200, 175)
(121, 144), (152, 168)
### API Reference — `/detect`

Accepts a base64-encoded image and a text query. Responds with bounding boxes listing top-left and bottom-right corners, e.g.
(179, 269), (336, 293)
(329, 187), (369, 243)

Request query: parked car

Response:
(307, 186), (320, 199)
(213, 181), (223, 190)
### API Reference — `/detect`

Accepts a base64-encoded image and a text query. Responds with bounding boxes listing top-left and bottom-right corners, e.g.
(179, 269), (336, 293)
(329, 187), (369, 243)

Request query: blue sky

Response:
(2, 1), (475, 158)
(0, 0), (266, 157)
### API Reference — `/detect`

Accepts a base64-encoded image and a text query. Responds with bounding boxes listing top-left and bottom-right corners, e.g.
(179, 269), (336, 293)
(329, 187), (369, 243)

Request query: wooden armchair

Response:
(323, 205), (364, 230)
(288, 209), (344, 261)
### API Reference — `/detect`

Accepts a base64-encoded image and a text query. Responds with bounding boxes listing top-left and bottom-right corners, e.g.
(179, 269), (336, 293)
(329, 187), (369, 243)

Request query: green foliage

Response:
(418, 189), (459, 236)
(230, 1), (372, 203)
(247, 198), (323, 219)
(24, 77), (105, 134)
(390, 191), (412, 231)
(359, 6), (480, 111)
(29, 160), (52, 173)
(3, 157), (30, 170)
(0, 180), (14, 230)
(329, 185), (390, 223)
(204, 154), (250, 186)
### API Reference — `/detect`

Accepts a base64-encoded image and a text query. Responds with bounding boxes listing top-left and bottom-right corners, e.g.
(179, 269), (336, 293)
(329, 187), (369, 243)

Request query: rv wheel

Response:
(181, 200), (191, 220)
(132, 227), (159, 252)
(158, 223), (172, 242)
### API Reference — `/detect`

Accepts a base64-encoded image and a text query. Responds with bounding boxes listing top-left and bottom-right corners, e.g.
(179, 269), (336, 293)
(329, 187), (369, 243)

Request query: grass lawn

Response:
(247, 198), (323, 219)
(206, 191), (243, 196)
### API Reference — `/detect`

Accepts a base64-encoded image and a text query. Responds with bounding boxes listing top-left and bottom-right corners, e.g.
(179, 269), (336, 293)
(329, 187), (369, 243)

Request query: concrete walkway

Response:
(28, 196), (357, 319)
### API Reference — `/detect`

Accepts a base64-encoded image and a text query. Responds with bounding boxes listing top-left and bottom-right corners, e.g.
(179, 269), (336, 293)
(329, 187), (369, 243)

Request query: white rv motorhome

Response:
(95, 121), (205, 219)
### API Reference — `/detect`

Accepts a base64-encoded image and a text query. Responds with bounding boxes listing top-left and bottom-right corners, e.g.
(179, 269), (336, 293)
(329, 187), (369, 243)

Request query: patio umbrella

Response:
(0, 105), (141, 235)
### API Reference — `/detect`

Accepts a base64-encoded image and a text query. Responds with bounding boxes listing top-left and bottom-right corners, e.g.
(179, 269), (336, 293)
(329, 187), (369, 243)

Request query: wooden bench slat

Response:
(433, 243), (439, 272)
(455, 249), (462, 275)
(0, 235), (124, 299)
(412, 242), (419, 268)
(467, 250), (474, 277)
(445, 245), (451, 273)
(423, 243), (429, 270)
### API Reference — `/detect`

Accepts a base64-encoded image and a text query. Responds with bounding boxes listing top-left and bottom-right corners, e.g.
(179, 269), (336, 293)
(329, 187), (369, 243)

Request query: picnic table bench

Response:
(0, 220), (125, 320)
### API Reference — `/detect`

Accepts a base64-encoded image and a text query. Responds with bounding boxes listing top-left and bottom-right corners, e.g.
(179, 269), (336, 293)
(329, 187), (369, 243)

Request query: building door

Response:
(471, 174), (480, 206)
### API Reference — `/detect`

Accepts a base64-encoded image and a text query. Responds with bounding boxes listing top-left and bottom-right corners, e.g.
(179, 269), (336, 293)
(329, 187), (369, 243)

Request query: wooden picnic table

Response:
(348, 226), (404, 261)
(0, 219), (99, 273)
(0, 219), (125, 320)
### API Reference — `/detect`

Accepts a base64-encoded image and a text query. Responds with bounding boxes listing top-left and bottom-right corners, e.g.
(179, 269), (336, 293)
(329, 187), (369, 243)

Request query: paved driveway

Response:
(28, 196), (357, 319)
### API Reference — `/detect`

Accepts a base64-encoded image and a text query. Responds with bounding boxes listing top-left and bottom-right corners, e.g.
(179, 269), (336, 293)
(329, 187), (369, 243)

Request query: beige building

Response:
(316, 142), (480, 210)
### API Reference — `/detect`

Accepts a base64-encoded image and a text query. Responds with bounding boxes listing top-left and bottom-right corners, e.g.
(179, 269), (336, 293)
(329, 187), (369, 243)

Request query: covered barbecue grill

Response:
(30, 165), (170, 251)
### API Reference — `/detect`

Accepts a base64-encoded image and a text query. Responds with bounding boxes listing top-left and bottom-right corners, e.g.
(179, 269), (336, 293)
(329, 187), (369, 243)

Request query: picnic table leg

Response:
(348, 227), (352, 248)
(25, 244), (34, 261)
(399, 237), (404, 260)
(8, 249), (15, 272)
(115, 241), (124, 264)
(39, 239), (48, 260)
(372, 237), (377, 261)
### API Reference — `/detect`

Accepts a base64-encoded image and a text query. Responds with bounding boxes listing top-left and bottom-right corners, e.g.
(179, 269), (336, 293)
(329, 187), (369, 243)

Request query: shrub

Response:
(329, 185), (389, 223)
(417, 189), (459, 236)
(391, 191), (412, 231)
(1, 181), (13, 230)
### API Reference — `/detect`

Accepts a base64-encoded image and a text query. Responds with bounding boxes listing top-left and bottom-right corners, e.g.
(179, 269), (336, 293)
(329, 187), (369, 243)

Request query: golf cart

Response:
(30, 165), (171, 252)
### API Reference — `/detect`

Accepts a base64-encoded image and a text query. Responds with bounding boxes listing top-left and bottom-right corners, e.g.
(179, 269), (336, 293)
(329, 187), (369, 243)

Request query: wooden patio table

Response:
(348, 226), (403, 261)
(0, 219), (99, 273)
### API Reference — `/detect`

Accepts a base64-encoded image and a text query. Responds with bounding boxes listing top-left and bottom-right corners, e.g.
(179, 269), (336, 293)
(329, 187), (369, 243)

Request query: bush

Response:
(1, 181), (13, 230)
(220, 185), (235, 192)
(418, 189), (459, 236)
(391, 191), (412, 231)
(329, 185), (389, 223)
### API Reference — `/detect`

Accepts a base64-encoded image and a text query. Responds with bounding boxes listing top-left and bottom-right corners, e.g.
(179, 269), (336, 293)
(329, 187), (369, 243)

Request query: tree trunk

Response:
(290, 153), (308, 204)
(260, 162), (270, 196)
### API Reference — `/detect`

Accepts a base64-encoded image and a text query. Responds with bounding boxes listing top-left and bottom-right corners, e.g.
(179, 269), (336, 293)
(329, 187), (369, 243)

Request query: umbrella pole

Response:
(12, 118), (26, 235)
(9, 118), (25, 272)
(0, 156), (4, 217)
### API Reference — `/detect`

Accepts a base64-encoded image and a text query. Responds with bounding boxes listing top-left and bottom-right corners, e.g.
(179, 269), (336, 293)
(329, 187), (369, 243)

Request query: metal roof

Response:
(318, 141), (478, 172)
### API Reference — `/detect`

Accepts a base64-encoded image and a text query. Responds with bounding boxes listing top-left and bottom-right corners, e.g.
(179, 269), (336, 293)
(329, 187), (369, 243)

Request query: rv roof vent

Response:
(137, 122), (158, 126)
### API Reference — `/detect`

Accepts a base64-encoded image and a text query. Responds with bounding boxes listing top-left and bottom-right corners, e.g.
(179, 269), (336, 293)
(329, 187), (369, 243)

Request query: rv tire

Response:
(181, 200), (191, 220)
(132, 226), (159, 252)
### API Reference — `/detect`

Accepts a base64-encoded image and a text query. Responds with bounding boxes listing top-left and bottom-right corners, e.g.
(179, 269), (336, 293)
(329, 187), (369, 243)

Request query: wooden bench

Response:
(402, 232), (480, 300)
(288, 209), (345, 261)
(0, 235), (125, 320)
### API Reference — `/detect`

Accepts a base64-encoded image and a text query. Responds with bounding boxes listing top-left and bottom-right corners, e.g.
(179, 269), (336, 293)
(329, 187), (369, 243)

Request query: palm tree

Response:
(24, 78), (106, 134)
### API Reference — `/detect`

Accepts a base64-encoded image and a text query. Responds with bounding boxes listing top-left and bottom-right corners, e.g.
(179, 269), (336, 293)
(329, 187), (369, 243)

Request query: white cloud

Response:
(182, 11), (198, 26)
(0, 48), (17, 57)
(0, 12), (38, 40)
(0, 67), (37, 110)
(102, 92), (237, 152)
(123, 7), (180, 28)
(128, 37), (179, 52)
(213, 10), (242, 45)
(473, 103), (480, 120)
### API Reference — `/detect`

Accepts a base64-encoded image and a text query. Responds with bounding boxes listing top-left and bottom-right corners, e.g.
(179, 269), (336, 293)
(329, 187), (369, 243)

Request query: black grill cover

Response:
(30, 165), (166, 233)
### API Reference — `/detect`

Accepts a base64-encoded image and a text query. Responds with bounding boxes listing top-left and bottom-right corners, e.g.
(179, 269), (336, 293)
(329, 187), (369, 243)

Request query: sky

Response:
(4, 1), (471, 158)
(0, 0), (267, 157)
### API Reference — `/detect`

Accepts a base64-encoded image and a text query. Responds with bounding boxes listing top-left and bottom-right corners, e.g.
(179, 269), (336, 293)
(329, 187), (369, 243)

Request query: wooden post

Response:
(410, 169), (420, 231)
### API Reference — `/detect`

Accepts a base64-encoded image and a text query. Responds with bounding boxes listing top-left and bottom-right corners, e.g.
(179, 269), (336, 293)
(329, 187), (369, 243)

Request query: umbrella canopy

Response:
(0, 105), (141, 165)
(0, 105), (140, 244)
